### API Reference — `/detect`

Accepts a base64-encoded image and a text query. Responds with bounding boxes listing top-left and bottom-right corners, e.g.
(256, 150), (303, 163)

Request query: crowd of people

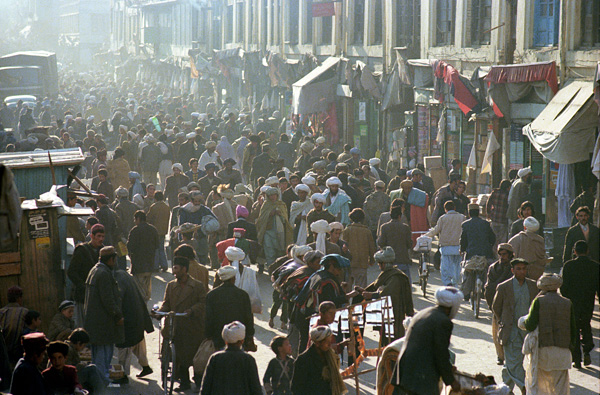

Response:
(0, 78), (598, 395)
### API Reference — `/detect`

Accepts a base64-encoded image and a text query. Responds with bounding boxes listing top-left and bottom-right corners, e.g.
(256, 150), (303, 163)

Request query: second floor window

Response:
(436, 0), (456, 46)
(581, 0), (600, 47)
(471, 0), (492, 45)
(533, 0), (559, 47)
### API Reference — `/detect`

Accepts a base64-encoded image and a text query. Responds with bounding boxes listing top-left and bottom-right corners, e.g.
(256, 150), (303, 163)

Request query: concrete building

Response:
(58, 0), (111, 66)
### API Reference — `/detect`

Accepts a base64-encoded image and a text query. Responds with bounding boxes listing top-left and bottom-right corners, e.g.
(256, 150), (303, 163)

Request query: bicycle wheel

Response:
(168, 343), (176, 395)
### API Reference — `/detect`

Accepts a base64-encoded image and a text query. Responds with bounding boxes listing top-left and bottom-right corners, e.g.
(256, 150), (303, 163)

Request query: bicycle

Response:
(462, 256), (488, 319)
(412, 231), (432, 297)
(152, 307), (188, 395)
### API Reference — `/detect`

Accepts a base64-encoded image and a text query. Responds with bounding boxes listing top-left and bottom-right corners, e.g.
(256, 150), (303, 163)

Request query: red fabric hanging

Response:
(484, 61), (559, 93)
(433, 60), (481, 116)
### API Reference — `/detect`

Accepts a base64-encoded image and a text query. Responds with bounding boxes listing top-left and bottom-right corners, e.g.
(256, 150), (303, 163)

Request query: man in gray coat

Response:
(84, 246), (124, 381)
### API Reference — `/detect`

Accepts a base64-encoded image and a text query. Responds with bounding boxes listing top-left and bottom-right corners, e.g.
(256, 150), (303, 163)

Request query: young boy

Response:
(263, 336), (294, 395)
(48, 300), (75, 341)
(66, 328), (108, 392)
(22, 310), (42, 335)
(42, 341), (84, 394)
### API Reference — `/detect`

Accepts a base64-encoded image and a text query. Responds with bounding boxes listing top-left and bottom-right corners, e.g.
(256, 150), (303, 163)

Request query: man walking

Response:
(342, 208), (376, 289)
(425, 201), (465, 286)
(127, 211), (160, 301)
(486, 179), (511, 247)
(563, 206), (599, 263)
(520, 274), (576, 394)
(378, 202), (413, 283)
(147, 191), (171, 272)
(67, 224), (104, 326)
(83, 246), (124, 380)
(492, 258), (538, 394)
(561, 240), (599, 368)
(391, 287), (462, 394)
(484, 243), (515, 365)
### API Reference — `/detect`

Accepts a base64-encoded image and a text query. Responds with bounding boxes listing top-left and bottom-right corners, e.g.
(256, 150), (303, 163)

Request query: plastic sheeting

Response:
(292, 57), (340, 114)
(522, 81), (597, 165)
(555, 163), (575, 228)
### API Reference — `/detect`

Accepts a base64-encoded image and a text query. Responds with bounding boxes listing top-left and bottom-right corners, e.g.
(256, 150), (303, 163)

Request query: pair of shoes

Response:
(573, 361), (582, 369)
(136, 366), (153, 378)
(175, 381), (192, 392)
(497, 358), (504, 365)
(268, 318), (275, 328)
(583, 353), (591, 366)
(112, 376), (129, 385)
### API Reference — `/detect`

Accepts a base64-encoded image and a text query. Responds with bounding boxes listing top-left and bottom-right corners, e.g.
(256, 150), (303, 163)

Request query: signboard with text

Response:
(312, 2), (336, 17)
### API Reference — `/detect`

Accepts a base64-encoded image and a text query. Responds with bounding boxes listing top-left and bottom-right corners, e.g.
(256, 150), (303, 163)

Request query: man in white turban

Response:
(301, 175), (319, 194)
(392, 286), (462, 394)
(290, 184), (313, 245)
(198, 140), (221, 172)
(518, 273), (574, 395)
(323, 177), (352, 226)
(507, 167), (533, 222)
(306, 194), (335, 243)
(201, 320), (262, 394)
(508, 216), (548, 280)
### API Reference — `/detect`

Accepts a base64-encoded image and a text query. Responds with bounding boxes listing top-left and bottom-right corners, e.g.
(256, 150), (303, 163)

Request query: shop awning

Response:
(292, 57), (340, 114)
(522, 81), (598, 164)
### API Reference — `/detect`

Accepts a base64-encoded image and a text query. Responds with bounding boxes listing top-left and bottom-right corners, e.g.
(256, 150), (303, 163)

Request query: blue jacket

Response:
(460, 216), (495, 259)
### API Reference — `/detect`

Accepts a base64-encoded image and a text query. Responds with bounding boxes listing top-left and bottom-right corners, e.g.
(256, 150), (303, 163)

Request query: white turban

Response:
(369, 158), (381, 166)
(186, 132), (197, 139)
(300, 142), (312, 153)
(191, 112), (200, 118)
(537, 273), (562, 291)
(127, 131), (137, 139)
(311, 193), (326, 204)
(316, 136), (326, 144)
(225, 246), (246, 263)
(217, 265), (237, 282)
(326, 177), (342, 187)
(311, 219), (330, 254)
(301, 175), (316, 186)
(265, 176), (279, 186)
(374, 247), (396, 263)
(329, 222), (343, 231)
(205, 140), (217, 149)
(176, 132), (185, 138)
(260, 185), (270, 194)
(222, 321), (246, 344)
(523, 216), (540, 232)
(310, 325), (332, 342)
(293, 245), (313, 259)
(172, 163), (183, 172)
(435, 286), (464, 320)
(295, 184), (310, 194)
(118, 124), (127, 131)
(518, 167), (532, 178)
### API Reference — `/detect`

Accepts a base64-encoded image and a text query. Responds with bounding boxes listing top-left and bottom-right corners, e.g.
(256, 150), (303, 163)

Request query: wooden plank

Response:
(0, 252), (21, 264)
(0, 264), (21, 276)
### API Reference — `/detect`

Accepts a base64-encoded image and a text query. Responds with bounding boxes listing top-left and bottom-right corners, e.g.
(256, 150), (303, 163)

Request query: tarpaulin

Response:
(522, 81), (597, 164)
(484, 61), (559, 94)
(432, 60), (483, 116)
(292, 57), (340, 114)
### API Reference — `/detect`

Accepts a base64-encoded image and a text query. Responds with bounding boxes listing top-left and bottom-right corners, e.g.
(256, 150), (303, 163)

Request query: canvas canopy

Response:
(522, 81), (598, 164)
(292, 57), (340, 114)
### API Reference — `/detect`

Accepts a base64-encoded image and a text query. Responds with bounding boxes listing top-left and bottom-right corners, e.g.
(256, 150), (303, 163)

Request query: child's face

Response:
(50, 352), (66, 370)
(62, 307), (75, 320)
(280, 339), (292, 357)
(74, 342), (86, 352)
(321, 309), (336, 325)
(32, 317), (42, 328)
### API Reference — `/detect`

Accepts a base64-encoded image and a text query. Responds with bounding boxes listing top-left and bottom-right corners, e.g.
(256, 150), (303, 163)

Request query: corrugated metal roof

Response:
(0, 148), (84, 169)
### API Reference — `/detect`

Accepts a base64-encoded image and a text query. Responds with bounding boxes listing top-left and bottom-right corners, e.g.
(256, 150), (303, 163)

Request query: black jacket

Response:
(127, 221), (159, 274)
(460, 216), (495, 259)
(205, 282), (254, 349)
(561, 255), (600, 313)
(226, 218), (258, 241)
(563, 223), (599, 263)
(201, 347), (262, 395)
(291, 345), (331, 395)
(392, 306), (455, 395)
(114, 270), (154, 348)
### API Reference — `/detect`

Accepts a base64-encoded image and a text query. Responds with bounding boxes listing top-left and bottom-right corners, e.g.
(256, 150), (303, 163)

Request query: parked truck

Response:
(0, 51), (59, 100)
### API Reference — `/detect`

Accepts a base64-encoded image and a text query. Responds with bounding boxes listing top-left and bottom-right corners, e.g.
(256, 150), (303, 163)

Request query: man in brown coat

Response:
(155, 256), (206, 391)
(147, 191), (171, 271)
(342, 208), (376, 288)
(492, 258), (538, 394)
(377, 202), (413, 284)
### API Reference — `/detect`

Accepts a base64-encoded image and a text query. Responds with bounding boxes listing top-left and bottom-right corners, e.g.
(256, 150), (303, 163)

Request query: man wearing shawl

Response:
(257, 187), (293, 266)
(216, 136), (235, 163)
(164, 163), (190, 208)
(323, 177), (352, 226)
(198, 140), (221, 171)
(392, 287), (462, 395)
(227, 205), (258, 241)
(358, 247), (414, 339)
(212, 185), (238, 244)
(519, 274), (576, 395)
(217, 158), (243, 186)
(306, 193), (336, 243)
(309, 220), (342, 255)
(390, 179), (429, 246)
(289, 184), (313, 245)
(128, 171), (145, 200)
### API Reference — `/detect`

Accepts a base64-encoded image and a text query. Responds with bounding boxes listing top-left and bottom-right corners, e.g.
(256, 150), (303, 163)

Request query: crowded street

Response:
(1, 1), (600, 395)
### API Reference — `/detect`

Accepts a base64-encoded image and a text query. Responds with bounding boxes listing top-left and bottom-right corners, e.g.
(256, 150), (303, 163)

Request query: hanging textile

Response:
(481, 132), (501, 174)
(555, 164), (576, 228)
